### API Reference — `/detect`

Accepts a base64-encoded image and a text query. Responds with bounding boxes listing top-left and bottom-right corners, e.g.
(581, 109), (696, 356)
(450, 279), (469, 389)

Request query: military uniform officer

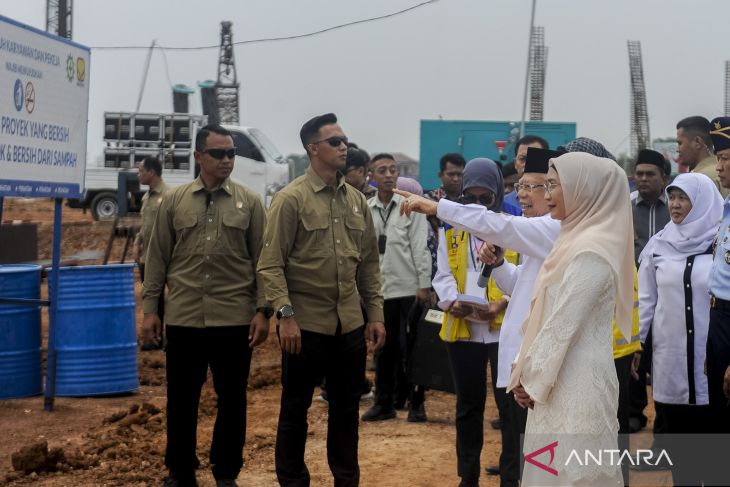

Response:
(258, 113), (385, 487)
(707, 117), (730, 433)
(142, 124), (270, 487)
(134, 156), (169, 350)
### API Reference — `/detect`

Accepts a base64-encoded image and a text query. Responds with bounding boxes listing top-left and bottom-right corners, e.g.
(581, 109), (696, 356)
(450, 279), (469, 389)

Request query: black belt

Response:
(711, 296), (730, 311)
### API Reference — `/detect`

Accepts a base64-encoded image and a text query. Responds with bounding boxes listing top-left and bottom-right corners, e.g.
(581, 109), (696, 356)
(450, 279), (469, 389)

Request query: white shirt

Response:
(437, 199), (560, 387)
(432, 229), (501, 344)
(368, 192), (432, 300)
(638, 251), (712, 405)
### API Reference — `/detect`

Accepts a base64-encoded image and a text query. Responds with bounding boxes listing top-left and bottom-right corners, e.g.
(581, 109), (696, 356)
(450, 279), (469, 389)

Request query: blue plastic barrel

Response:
(0, 264), (43, 399)
(51, 264), (138, 396)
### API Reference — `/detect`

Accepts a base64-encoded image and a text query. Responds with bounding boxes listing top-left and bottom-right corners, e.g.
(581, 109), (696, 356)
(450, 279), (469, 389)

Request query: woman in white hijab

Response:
(638, 172), (723, 486)
(508, 152), (634, 487)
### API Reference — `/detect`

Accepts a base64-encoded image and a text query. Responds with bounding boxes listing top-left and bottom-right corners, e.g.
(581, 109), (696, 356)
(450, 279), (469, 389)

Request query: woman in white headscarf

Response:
(638, 172), (723, 486)
(507, 152), (634, 487)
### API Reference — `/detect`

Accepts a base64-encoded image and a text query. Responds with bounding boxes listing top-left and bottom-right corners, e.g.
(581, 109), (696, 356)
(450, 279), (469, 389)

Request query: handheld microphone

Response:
(477, 246), (502, 288)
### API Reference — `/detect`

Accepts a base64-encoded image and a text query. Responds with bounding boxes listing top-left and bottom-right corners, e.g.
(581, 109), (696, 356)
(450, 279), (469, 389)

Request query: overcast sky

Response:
(3, 0), (730, 163)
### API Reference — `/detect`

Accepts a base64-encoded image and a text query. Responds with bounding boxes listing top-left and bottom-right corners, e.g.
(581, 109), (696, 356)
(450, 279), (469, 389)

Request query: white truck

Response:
(69, 112), (290, 219)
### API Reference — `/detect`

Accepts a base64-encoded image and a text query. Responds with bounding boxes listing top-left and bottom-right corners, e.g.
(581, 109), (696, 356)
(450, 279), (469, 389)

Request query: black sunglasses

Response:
(460, 192), (496, 207)
(313, 136), (348, 148)
(203, 148), (236, 160)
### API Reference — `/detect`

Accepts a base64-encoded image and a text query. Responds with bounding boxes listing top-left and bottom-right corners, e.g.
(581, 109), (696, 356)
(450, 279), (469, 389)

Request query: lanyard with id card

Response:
(377, 201), (396, 254)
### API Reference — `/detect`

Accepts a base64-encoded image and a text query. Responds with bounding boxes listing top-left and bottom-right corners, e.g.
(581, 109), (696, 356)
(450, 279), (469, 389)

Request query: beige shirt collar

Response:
(192, 176), (233, 195)
(305, 166), (347, 194)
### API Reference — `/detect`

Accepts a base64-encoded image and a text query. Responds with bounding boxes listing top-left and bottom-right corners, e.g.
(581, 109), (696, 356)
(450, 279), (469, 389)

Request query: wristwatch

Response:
(276, 304), (295, 320)
(256, 306), (275, 319)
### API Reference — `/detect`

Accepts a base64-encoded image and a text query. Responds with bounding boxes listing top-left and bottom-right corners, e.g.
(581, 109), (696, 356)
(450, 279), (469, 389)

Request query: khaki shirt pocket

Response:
(141, 198), (162, 223)
(173, 212), (199, 254)
(299, 212), (330, 255)
(345, 214), (366, 251)
(218, 209), (251, 256)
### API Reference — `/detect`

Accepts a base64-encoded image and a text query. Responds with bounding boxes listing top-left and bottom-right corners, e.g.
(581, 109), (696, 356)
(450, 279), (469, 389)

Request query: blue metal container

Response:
(51, 264), (138, 396)
(419, 119), (577, 191)
(0, 264), (43, 399)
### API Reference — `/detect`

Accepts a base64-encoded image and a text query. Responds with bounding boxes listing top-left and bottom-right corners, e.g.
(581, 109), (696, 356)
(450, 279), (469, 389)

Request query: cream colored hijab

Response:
(507, 152), (634, 394)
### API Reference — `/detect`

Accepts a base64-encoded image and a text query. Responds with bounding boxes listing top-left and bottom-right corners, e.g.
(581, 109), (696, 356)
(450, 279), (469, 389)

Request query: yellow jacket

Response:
(613, 267), (642, 359)
(440, 226), (518, 342)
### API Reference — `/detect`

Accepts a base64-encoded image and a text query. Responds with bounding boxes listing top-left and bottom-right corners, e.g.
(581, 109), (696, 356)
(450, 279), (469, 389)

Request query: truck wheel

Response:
(91, 192), (119, 220)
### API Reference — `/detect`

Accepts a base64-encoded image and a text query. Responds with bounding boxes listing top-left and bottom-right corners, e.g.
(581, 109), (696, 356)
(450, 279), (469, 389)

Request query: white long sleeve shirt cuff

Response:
(491, 260), (519, 296)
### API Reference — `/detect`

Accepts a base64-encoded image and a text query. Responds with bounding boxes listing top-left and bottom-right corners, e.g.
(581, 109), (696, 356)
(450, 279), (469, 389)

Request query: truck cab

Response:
(222, 125), (289, 207)
(69, 112), (289, 219)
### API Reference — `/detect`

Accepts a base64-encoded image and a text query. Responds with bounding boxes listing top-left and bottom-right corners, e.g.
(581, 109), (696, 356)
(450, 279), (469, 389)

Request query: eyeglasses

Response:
(514, 182), (546, 193)
(313, 136), (349, 148)
(543, 182), (561, 194)
(203, 148), (236, 160)
(461, 192), (496, 207)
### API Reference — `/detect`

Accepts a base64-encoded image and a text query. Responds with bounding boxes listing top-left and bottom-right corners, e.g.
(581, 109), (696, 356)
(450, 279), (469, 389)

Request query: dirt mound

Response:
(5, 400), (167, 485)
(7, 439), (98, 484)
(2, 350), (283, 487)
(10, 441), (65, 474)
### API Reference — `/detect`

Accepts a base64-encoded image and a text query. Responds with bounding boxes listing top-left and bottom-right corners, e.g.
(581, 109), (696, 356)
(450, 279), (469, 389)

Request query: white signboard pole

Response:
(0, 15), (90, 411)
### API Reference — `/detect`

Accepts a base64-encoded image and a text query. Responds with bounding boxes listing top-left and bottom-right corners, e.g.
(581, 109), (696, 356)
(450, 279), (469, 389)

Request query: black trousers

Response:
(614, 354), (632, 486)
(376, 297), (423, 407)
(659, 402), (716, 486)
(446, 340), (508, 482)
(165, 325), (252, 480)
(276, 326), (366, 487)
(502, 391), (527, 487)
(707, 307), (730, 433)
(628, 346), (650, 427)
(138, 263), (165, 323)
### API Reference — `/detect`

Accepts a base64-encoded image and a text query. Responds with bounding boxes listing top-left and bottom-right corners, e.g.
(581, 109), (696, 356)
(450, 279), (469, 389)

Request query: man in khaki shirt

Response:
(134, 156), (168, 350)
(142, 125), (270, 487)
(258, 113), (385, 487)
(677, 115), (730, 198)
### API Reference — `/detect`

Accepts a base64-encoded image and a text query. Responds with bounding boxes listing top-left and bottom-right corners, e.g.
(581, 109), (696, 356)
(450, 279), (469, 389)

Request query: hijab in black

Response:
(462, 157), (504, 212)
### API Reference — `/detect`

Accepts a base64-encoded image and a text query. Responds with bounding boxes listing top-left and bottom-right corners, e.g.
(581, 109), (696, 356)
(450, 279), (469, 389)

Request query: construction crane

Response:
(725, 60), (730, 117)
(46, 0), (72, 39)
(215, 21), (240, 124)
(529, 26), (547, 121)
(628, 40), (650, 158)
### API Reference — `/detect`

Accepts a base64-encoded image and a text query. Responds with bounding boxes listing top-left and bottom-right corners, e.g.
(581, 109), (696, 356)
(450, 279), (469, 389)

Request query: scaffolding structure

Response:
(725, 60), (730, 117)
(45, 0), (72, 38)
(215, 21), (240, 124)
(529, 26), (547, 121)
(628, 40), (650, 158)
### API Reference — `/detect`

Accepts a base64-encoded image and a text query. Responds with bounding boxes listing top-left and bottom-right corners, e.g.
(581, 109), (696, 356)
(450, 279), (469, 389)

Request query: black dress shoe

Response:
(485, 465), (500, 475)
(215, 480), (239, 487)
(490, 419), (502, 430)
(393, 395), (408, 410)
(362, 403), (396, 422)
(458, 478), (479, 487)
(407, 401), (427, 422)
(162, 474), (199, 487)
